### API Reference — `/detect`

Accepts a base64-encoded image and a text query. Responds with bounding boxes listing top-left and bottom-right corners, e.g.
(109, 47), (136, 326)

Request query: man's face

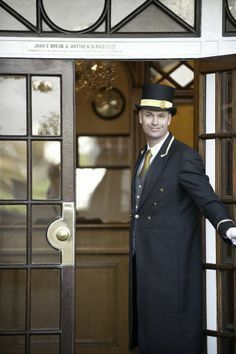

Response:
(139, 109), (172, 146)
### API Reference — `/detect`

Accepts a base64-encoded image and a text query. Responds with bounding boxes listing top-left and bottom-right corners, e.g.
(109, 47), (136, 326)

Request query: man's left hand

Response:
(226, 227), (236, 246)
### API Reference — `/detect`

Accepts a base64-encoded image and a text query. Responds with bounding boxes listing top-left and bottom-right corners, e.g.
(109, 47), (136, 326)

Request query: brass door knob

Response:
(56, 227), (70, 241)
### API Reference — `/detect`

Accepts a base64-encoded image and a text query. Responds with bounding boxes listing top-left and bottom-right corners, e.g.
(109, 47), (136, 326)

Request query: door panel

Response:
(195, 54), (236, 354)
(0, 59), (75, 354)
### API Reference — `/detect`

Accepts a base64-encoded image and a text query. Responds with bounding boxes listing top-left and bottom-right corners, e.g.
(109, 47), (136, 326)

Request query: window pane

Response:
(159, 0), (195, 26)
(76, 168), (131, 223)
(118, 4), (187, 32)
(220, 337), (236, 354)
(0, 269), (26, 330)
(228, 0), (236, 21)
(43, 0), (105, 31)
(111, 0), (146, 27)
(32, 141), (61, 200)
(220, 72), (232, 133)
(0, 7), (29, 31)
(32, 76), (61, 136)
(32, 204), (61, 264)
(219, 139), (233, 198)
(221, 270), (234, 333)
(0, 76), (26, 135)
(78, 136), (130, 167)
(4, 0), (37, 26)
(0, 336), (25, 354)
(0, 141), (27, 200)
(0, 205), (26, 264)
(31, 269), (60, 329)
(31, 335), (60, 354)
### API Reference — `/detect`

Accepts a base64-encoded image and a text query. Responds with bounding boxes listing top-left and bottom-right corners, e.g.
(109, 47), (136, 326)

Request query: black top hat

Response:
(135, 83), (177, 116)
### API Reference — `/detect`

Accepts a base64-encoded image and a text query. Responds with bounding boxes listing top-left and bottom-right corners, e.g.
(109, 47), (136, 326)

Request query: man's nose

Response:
(152, 115), (160, 125)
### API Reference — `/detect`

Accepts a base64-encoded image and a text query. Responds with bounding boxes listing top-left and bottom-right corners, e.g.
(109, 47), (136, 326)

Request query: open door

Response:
(195, 55), (236, 354)
(0, 59), (75, 354)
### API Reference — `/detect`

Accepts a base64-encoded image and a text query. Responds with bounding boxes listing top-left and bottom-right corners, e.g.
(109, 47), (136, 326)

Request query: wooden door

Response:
(0, 59), (75, 354)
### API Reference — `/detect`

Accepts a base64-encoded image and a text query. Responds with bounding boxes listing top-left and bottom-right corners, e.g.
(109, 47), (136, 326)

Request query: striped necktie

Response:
(139, 149), (152, 178)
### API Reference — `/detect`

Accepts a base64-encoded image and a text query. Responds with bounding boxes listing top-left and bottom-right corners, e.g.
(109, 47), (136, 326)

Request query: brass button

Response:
(135, 214), (139, 219)
(160, 187), (164, 192)
(153, 202), (158, 206)
(147, 216), (151, 220)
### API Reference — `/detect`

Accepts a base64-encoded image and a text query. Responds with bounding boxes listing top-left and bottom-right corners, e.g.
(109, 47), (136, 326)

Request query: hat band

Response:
(140, 99), (173, 109)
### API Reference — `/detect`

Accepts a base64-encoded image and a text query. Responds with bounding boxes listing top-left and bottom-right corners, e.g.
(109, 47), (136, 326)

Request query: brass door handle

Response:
(47, 202), (75, 265)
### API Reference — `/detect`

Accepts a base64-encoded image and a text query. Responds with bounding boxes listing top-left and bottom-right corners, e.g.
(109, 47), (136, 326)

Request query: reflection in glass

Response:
(78, 136), (130, 167)
(118, 4), (187, 32)
(32, 141), (61, 200)
(0, 7), (29, 31)
(43, 0), (105, 31)
(31, 269), (60, 329)
(220, 72), (232, 133)
(32, 76), (61, 136)
(0, 336), (25, 354)
(0, 205), (26, 264)
(169, 64), (194, 87)
(0, 269), (26, 330)
(76, 168), (131, 223)
(31, 335), (60, 354)
(220, 139), (233, 198)
(111, 0), (146, 27)
(221, 337), (235, 354)
(221, 270), (234, 333)
(32, 204), (61, 264)
(0, 76), (26, 135)
(159, 0), (195, 26)
(0, 141), (27, 200)
(4, 0), (37, 26)
(228, 0), (236, 20)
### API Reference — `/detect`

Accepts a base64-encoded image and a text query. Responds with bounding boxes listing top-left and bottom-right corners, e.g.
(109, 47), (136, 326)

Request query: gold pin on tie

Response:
(139, 149), (152, 178)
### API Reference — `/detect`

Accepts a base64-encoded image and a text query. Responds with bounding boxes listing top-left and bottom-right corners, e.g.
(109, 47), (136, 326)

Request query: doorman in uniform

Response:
(129, 83), (236, 354)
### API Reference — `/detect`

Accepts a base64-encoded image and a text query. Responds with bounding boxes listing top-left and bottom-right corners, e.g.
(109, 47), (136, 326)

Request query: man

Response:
(129, 83), (236, 354)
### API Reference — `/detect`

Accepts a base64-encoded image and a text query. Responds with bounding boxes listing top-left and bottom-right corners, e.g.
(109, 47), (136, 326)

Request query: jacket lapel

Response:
(138, 133), (175, 209)
(131, 147), (147, 208)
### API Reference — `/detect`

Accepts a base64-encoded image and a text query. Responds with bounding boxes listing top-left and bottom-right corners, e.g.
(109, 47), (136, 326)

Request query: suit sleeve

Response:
(178, 148), (234, 238)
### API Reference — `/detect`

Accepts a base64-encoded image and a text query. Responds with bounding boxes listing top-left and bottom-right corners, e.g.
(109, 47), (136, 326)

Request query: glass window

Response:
(0, 336), (25, 354)
(30, 335), (60, 354)
(32, 141), (61, 200)
(0, 76), (27, 135)
(32, 76), (61, 136)
(76, 168), (131, 223)
(4, 0), (37, 26)
(78, 136), (130, 167)
(42, 0), (105, 31)
(31, 269), (60, 329)
(0, 141), (27, 200)
(0, 269), (26, 330)
(220, 72), (233, 133)
(159, 0), (195, 26)
(0, 205), (27, 264)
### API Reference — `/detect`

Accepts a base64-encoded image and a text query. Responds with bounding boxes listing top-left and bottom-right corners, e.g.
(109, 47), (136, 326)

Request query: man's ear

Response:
(138, 110), (143, 124)
(168, 113), (172, 126)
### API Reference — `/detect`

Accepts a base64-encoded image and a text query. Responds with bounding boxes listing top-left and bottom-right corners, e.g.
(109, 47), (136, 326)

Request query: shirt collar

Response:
(147, 132), (170, 158)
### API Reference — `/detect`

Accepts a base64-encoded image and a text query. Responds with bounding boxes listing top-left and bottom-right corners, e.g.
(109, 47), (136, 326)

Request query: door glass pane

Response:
(42, 0), (105, 31)
(4, 0), (37, 26)
(0, 269), (26, 330)
(31, 335), (60, 354)
(32, 76), (61, 136)
(78, 136), (130, 167)
(32, 204), (61, 264)
(220, 139), (233, 198)
(0, 336), (25, 354)
(0, 205), (26, 264)
(32, 141), (61, 200)
(76, 168), (131, 223)
(0, 141), (27, 200)
(31, 269), (60, 329)
(220, 71), (232, 133)
(221, 269), (234, 333)
(0, 76), (26, 135)
(159, 0), (195, 26)
(118, 4), (187, 32)
(0, 8), (29, 31)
